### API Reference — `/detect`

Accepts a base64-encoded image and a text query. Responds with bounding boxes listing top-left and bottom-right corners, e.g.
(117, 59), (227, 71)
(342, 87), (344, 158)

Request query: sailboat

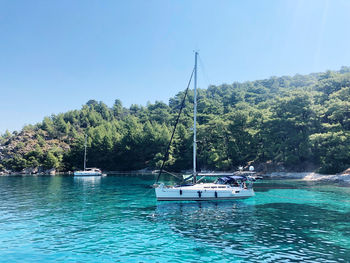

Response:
(74, 134), (103, 176)
(154, 52), (255, 201)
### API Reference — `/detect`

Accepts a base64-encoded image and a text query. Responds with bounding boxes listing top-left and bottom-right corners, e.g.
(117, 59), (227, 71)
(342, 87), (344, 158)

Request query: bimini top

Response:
(216, 176), (247, 185)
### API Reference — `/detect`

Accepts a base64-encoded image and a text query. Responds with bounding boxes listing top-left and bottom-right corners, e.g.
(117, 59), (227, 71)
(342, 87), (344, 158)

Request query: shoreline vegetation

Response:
(1, 67), (349, 176)
(1, 169), (350, 184)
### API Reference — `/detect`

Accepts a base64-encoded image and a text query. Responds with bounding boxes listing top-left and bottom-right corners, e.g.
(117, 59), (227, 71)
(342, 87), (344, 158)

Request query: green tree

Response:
(261, 92), (315, 166)
(310, 131), (350, 173)
(43, 152), (59, 169)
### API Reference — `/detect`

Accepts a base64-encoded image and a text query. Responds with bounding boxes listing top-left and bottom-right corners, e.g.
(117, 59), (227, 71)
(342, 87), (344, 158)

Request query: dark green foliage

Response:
(310, 132), (350, 174)
(261, 92), (314, 166)
(1, 68), (350, 174)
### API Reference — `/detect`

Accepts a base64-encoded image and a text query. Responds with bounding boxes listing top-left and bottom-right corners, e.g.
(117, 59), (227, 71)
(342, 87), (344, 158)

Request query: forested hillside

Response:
(1, 67), (350, 174)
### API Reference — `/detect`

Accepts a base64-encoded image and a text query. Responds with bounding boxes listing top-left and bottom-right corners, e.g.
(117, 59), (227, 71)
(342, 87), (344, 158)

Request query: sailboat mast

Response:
(83, 134), (87, 171)
(193, 51), (198, 183)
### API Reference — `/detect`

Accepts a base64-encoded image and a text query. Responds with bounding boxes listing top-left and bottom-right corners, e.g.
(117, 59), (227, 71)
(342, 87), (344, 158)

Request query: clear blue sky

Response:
(1, 0), (350, 133)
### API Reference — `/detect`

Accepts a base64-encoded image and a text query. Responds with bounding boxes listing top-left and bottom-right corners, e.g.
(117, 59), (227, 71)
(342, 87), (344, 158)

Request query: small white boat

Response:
(154, 52), (255, 201)
(74, 134), (103, 176)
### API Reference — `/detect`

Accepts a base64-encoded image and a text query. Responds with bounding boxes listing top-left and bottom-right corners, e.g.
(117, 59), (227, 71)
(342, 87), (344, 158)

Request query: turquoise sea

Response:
(0, 175), (349, 262)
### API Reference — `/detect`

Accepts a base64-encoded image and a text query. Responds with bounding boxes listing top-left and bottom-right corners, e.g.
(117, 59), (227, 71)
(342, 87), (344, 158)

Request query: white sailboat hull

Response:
(155, 183), (254, 201)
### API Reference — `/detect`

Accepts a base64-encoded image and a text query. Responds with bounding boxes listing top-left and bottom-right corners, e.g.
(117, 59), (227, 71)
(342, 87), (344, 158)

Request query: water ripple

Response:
(0, 175), (349, 262)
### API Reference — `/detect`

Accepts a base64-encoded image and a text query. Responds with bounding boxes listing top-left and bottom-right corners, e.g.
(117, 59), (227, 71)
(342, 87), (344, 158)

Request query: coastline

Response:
(1, 169), (350, 184)
(263, 171), (350, 184)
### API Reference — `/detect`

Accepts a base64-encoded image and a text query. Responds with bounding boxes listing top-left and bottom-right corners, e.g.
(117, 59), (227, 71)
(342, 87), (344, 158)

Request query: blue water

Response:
(0, 175), (350, 262)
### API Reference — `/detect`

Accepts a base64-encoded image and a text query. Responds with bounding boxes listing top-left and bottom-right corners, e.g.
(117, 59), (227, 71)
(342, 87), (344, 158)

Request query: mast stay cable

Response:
(155, 67), (195, 184)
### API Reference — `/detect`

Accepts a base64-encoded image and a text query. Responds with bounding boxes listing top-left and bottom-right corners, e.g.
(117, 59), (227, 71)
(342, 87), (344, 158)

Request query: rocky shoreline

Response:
(1, 168), (350, 184)
(263, 168), (350, 183)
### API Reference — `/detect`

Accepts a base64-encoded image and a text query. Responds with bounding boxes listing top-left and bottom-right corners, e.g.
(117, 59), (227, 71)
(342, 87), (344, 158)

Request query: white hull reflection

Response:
(73, 175), (101, 185)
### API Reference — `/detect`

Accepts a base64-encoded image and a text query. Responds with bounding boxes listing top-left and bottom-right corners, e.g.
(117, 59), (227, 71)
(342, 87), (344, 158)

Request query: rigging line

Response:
(194, 54), (214, 106)
(198, 54), (212, 89)
(163, 170), (182, 179)
(155, 67), (195, 184)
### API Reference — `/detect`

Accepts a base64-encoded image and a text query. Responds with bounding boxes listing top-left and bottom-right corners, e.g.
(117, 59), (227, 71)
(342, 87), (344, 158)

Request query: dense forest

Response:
(1, 67), (350, 174)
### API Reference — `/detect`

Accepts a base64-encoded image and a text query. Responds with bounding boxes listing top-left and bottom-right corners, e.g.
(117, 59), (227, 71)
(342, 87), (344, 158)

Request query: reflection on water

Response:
(155, 200), (257, 246)
(154, 200), (350, 262)
(156, 200), (254, 220)
(73, 176), (101, 187)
